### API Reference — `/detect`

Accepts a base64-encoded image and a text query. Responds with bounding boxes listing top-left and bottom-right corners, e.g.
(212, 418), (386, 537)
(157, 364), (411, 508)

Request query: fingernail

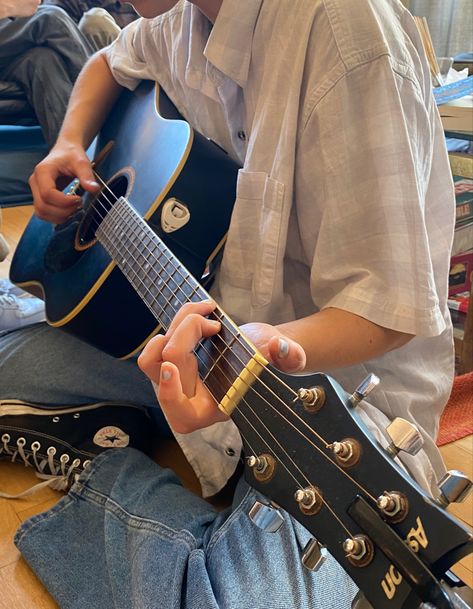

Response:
(161, 368), (172, 381)
(278, 338), (289, 358)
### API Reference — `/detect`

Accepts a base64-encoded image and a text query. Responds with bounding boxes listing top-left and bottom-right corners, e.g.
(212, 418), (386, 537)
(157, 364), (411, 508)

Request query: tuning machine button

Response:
(437, 470), (473, 507)
(376, 491), (408, 523)
(248, 500), (285, 533)
(295, 386), (326, 413)
(385, 418), (423, 457)
(349, 373), (380, 407)
(342, 535), (375, 568)
(301, 538), (327, 571)
(246, 453), (276, 482)
(294, 485), (323, 516)
(332, 438), (362, 467)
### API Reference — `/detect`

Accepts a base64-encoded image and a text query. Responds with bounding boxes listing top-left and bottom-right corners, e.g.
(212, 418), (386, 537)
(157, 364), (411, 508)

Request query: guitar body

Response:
(10, 81), (240, 358)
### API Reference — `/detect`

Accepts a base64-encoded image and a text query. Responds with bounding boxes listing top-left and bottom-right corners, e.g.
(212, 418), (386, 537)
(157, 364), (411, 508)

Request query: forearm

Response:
(57, 51), (123, 150)
(277, 307), (413, 372)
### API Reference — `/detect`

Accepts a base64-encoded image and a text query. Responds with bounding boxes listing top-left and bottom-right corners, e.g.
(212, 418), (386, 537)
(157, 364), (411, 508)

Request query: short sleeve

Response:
(298, 56), (454, 337)
(103, 19), (157, 90)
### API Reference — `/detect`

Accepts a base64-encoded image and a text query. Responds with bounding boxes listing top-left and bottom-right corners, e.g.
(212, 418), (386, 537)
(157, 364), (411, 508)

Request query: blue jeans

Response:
(15, 448), (358, 609)
(2, 324), (357, 607)
(0, 323), (165, 422)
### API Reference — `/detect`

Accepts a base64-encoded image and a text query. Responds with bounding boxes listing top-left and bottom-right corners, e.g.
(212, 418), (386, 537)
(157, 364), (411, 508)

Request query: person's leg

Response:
(15, 448), (358, 609)
(0, 323), (167, 428)
(1, 47), (73, 147)
(0, 5), (91, 79)
(78, 8), (121, 51)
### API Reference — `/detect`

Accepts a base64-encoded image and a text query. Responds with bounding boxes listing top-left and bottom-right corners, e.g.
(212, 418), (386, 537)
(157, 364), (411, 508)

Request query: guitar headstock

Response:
(232, 367), (473, 609)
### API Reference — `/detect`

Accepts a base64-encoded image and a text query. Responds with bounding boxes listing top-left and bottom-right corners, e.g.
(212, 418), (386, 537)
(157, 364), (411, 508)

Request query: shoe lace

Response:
(0, 294), (18, 307)
(0, 433), (91, 499)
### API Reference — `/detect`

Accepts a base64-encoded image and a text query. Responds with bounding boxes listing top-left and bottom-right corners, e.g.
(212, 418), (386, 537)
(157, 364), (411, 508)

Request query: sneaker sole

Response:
(0, 399), (149, 417)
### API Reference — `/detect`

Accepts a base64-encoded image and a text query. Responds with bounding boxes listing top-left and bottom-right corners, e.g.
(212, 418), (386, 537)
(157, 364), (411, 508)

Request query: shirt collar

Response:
(203, 0), (263, 87)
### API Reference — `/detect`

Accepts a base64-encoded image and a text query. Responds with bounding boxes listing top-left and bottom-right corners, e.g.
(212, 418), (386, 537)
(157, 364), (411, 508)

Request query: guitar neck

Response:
(96, 196), (265, 412)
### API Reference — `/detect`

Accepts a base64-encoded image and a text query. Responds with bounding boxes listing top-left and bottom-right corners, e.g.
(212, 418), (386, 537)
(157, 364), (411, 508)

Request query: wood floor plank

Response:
(0, 559), (58, 609)
(452, 559), (473, 590)
(0, 463), (62, 514)
(0, 498), (21, 568)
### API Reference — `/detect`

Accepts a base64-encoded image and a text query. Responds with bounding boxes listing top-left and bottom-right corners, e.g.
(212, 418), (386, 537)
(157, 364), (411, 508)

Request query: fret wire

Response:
(104, 202), (189, 327)
(98, 200), (254, 396)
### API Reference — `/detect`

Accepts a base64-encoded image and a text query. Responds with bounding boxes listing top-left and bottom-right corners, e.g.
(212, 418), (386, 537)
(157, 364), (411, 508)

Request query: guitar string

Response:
(232, 406), (354, 538)
(75, 175), (379, 507)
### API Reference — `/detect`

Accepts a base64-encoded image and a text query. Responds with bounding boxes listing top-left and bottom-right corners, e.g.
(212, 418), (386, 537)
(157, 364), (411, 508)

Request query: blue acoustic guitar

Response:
(10, 80), (240, 359)
(10, 81), (473, 609)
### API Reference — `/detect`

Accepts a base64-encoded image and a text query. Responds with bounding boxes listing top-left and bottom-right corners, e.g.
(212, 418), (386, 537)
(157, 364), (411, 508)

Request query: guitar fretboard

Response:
(96, 197), (261, 408)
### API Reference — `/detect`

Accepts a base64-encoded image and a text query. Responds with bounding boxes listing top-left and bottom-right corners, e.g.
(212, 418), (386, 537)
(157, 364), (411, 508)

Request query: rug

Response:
(437, 371), (473, 446)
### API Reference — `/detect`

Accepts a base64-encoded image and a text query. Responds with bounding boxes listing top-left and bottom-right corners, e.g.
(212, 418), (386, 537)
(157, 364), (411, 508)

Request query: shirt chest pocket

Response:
(221, 170), (286, 309)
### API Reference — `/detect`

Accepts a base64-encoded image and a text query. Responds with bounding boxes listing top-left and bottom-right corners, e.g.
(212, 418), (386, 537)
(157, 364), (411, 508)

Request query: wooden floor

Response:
(0, 205), (472, 608)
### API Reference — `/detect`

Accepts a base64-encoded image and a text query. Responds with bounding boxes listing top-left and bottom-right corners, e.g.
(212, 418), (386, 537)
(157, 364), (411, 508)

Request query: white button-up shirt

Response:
(105, 0), (455, 497)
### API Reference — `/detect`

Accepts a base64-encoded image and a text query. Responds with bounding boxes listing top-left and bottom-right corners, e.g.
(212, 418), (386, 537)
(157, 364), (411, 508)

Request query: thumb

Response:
(268, 335), (306, 373)
(75, 160), (100, 193)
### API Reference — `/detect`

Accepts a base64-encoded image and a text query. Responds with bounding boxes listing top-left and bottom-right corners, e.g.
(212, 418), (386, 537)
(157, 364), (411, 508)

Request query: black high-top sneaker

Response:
(0, 400), (157, 498)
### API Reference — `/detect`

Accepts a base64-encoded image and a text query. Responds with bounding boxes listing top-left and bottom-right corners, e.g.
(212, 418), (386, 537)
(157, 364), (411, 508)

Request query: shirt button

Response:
(225, 447), (236, 456)
(237, 129), (246, 141)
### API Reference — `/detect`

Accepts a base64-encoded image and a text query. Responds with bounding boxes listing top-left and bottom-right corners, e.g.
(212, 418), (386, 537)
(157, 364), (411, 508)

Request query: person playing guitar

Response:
(2, 1), (471, 608)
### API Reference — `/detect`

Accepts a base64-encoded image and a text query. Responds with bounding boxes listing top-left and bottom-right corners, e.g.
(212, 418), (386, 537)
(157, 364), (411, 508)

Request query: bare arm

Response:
(30, 51), (124, 223)
(56, 51), (123, 150)
(274, 307), (413, 372)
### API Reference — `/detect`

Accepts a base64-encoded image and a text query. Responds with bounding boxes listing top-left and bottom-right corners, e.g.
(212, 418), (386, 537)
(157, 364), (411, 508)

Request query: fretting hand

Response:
(138, 300), (306, 434)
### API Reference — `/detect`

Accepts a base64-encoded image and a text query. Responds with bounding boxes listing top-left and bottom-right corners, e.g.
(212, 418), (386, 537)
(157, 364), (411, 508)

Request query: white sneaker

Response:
(0, 293), (45, 331)
(0, 278), (25, 297)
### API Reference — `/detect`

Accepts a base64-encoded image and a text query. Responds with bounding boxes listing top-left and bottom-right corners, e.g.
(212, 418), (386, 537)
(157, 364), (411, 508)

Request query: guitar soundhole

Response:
(77, 174), (129, 249)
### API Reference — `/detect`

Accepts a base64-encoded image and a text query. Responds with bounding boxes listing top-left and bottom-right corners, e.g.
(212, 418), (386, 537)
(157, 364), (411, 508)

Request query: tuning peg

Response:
(301, 538), (327, 571)
(385, 417), (424, 457)
(248, 500), (285, 533)
(437, 470), (473, 507)
(349, 373), (380, 407)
